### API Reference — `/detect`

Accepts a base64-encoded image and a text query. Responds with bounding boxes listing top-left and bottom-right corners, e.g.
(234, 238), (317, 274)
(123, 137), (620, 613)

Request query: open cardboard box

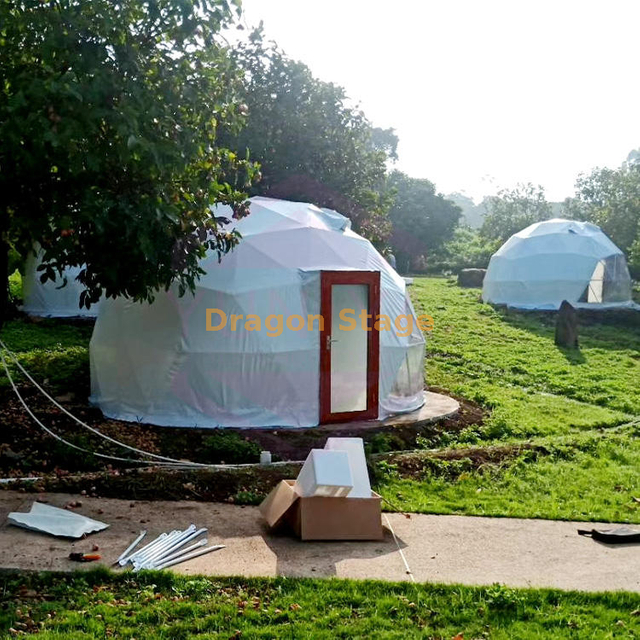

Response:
(260, 480), (383, 541)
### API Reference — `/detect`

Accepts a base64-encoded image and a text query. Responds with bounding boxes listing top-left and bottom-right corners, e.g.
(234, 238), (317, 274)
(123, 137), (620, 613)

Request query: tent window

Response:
(390, 296), (426, 400)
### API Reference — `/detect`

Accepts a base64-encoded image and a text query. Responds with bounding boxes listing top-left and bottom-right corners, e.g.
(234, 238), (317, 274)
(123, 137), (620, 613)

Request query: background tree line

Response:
(1, 0), (638, 327)
(428, 153), (640, 279)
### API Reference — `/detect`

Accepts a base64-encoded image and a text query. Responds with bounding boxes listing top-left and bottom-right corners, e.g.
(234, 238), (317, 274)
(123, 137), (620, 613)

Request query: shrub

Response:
(428, 228), (501, 274)
(201, 431), (261, 464)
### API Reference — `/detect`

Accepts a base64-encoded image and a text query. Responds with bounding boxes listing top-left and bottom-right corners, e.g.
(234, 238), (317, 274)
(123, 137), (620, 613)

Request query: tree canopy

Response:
(432, 227), (501, 273)
(565, 161), (640, 276)
(481, 183), (552, 242)
(0, 0), (257, 321)
(221, 29), (397, 244)
(446, 192), (487, 229)
(386, 171), (461, 272)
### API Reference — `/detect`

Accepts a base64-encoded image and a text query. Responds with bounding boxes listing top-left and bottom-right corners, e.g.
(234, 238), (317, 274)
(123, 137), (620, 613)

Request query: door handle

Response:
(326, 335), (338, 350)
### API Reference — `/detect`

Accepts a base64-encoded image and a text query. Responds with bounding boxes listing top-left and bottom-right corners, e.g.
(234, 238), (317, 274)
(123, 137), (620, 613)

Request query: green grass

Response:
(2, 570), (640, 639)
(413, 278), (640, 418)
(8, 269), (22, 302)
(380, 429), (640, 522)
(0, 318), (92, 393)
(373, 277), (640, 523)
(2, 267), (92, 391)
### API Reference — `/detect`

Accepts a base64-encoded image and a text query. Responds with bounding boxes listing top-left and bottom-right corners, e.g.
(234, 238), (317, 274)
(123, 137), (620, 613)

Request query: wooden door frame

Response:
(319, 270), (380, 424)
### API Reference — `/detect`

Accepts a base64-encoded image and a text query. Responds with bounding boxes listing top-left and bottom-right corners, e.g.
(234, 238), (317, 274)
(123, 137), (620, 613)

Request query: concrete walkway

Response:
(1, 491), (639, 592)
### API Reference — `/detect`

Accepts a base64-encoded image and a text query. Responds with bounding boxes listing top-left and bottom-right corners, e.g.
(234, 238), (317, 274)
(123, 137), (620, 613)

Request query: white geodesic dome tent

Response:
(482, 219), (635, 310)
(22, 249), (100, 318)
(90, 197), (426, 428)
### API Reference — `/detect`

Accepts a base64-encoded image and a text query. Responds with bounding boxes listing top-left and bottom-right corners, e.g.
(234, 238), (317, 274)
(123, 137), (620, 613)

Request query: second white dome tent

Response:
(482, 218), (635, 310)
(22, 248), (101, 318)
(90, 197), (427, 428)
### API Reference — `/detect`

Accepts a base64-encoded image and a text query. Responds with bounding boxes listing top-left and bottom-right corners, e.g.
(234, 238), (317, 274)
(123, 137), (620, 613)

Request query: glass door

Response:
(319, 271), (380, 423)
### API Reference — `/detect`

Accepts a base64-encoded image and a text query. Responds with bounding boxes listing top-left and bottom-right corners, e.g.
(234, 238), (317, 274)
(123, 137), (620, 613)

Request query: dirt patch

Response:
(380, 442), (543, 480)
(0, 378), (486, 504)
(425, 387), (485, 431)
(0, 385), (485, 478)
(2, 464), (303, 505)
(1, 442), (542, 505)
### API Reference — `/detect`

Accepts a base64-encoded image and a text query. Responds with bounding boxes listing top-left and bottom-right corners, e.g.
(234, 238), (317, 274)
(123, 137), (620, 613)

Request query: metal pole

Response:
(129, 530), (183, 566)
(120, 532), (170, 567)
(115, 530), (146, 565)
(146, 539), (208, 568)
(154, 545), (225, 570)
(135, 526), (201, 570)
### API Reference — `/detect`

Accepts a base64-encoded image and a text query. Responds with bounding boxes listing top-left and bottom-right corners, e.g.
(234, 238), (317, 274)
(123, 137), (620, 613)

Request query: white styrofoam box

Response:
(294, 449), (353, 497)
(324, 437), (371, 498)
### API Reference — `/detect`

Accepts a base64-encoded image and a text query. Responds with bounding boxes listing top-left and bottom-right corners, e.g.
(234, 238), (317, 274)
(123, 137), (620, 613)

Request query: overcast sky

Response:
(238, 0), (639, 202)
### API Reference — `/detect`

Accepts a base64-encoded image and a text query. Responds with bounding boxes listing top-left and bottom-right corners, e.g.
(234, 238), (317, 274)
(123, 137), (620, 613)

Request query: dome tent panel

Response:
(22, 248), (101, 318)
(482, 219), (635, 310)
(583, 254), (633, 304)
(380, 293), (425, 415)
(90, 197), (426, 428)
(89, 293), (185, 419)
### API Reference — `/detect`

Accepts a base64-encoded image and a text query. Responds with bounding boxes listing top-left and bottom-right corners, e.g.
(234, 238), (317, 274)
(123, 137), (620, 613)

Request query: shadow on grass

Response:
(494, 305), (640, 362)
(556, 346), (586, 365)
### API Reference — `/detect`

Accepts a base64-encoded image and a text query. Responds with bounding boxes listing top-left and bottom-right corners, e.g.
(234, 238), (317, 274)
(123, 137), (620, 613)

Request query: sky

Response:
(238, 0), (640, 202)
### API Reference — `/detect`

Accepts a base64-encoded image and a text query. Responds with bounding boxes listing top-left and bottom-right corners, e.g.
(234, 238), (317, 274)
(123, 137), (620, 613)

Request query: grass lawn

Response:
(0, 317), (93, 394)
(374, 277), (640, 523)
(2, 570), (640, 639)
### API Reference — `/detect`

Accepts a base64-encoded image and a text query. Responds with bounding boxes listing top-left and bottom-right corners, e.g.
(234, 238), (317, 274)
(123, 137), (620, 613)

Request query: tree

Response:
(446, 192), (487, 229)
(430, 227), (501, 273)
(0, 0), (258, 325)
(386, 171), (461, 273)
(566, 161), (640, 276)
(481, 183), (552, 242)
(221, 29), (397, 244)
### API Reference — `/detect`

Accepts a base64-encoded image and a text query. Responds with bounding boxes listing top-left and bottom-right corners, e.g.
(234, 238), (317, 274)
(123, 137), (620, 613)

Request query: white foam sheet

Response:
(324, 437), (371, 498)
(8, 502), (109, 538)
(294, 449), (353, 498)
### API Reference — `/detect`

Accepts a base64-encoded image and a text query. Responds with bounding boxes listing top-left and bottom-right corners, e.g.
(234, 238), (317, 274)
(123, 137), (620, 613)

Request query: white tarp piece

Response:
(483, 219), (637, 311)
(325, 437), (371, 498)
(22, 248), (101, 318)
(8, 502), (109, 538)
(90, 197), (426, 428)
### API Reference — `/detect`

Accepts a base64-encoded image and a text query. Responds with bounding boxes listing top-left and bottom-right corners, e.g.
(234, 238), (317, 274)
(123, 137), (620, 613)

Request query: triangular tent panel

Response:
(22, 249), (100, 318)
(90, 197), (426, 428)
(482, 219), (636, 310)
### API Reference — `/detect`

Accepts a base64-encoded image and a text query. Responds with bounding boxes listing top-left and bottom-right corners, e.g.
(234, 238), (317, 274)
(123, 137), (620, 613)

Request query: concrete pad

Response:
(0, 492), (407, 581)
(389, 513), (640, 592)
(322, 391), (460, 432)
(1, 491), (639, 592)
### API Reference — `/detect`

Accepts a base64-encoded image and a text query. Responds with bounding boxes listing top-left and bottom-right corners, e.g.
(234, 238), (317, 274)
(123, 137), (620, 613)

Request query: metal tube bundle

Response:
(116, 525), (225, 571)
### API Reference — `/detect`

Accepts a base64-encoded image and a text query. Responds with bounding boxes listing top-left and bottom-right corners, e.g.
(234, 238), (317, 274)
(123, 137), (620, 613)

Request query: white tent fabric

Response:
(22, 249), (100, 318)
(483, 219), (636, 310)
(90, 197), (426, 428)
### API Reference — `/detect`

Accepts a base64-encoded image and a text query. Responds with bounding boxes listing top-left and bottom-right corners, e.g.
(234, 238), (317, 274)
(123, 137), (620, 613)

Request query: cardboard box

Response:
(260, 480), (383, 541)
